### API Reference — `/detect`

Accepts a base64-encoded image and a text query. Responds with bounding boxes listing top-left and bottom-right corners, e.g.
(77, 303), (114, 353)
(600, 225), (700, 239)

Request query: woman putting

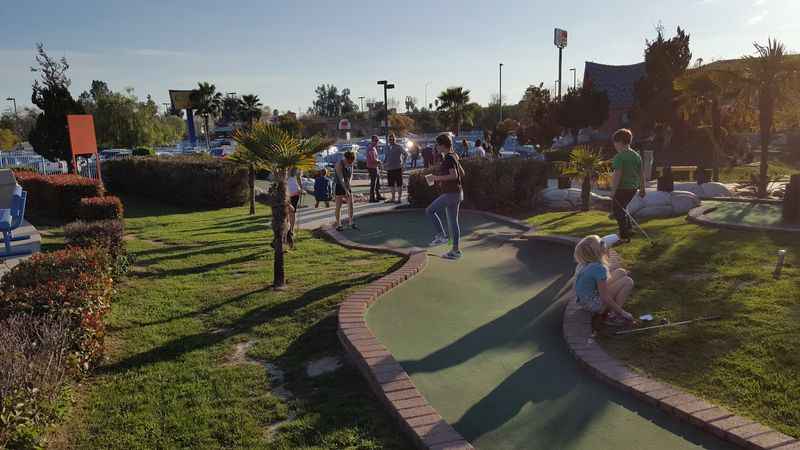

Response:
(427, 134), (465, 260)
(334, 150), (358, 232)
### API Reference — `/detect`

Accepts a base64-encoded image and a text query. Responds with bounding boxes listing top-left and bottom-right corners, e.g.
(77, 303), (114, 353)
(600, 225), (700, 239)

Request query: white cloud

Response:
(753, 0), (766, 5)
(748, 10), (768, 25)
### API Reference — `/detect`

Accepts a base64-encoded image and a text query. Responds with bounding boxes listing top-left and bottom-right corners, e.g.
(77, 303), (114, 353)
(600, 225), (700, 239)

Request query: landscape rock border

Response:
(543, 234), (799, 450)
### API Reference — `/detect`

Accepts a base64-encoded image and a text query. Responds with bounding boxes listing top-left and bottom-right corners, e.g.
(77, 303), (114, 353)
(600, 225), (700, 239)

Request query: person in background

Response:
(411, 143), (420, 168)
(334, 151), (358, 231)
(422, 143), (434, 168)
(383, 133), (408, 204)
(573, 235), (635, 327)
(460, 138), (470, 157)
(610, 128), (646, 242)
(366, 135), (384, 203)
(313, 168), (333, 208)
(286, 167), (303, 248)
(474, 139), (487, 158)
(426, 133), (465, 260)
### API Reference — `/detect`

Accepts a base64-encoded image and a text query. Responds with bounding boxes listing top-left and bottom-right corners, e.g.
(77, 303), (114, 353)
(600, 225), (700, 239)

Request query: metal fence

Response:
(0, 150), (102, 180)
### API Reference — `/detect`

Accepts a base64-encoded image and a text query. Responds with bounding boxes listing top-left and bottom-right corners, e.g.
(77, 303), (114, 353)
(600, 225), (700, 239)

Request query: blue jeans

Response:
(426, 192), (463, 250)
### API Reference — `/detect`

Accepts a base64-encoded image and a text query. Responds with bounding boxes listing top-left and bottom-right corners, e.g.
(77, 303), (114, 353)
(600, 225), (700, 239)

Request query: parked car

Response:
(209, 147), (236, 158)
(99, 149), (132, 161)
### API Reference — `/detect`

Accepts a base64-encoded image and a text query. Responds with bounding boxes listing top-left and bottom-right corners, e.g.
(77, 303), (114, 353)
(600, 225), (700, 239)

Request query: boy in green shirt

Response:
(611, 129), (646, 241)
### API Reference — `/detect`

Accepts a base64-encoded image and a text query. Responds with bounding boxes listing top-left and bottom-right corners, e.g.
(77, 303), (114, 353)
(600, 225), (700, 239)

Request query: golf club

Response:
(612, 197), (655, 246)
(614, 315), (721, 336)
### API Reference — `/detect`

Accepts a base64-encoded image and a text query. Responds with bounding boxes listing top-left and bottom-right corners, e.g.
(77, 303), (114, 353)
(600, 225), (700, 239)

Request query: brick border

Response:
(688, 204), (800, 233)
(549, 234), (799, 450)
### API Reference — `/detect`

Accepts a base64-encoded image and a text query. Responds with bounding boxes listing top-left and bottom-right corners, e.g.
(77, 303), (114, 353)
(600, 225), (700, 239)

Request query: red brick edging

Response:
(544, 234), (799, 450)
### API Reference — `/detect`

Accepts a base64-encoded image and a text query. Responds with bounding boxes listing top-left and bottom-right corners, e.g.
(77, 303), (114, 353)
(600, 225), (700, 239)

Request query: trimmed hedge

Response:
(78, 195), (124, 221)
(102, 156), (249, 208)
(0, 247), (114, 371)
(14, 171), (104, 221)
(408, 157), (548, 212)
(133, 147), (155, 156)
(65, 219), (125, 260)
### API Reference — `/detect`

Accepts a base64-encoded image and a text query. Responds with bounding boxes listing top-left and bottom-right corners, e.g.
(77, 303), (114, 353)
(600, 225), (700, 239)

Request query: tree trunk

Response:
(711, 99), (722, 182)
(249, 163), (256, 215)
(581, 173), (591, 211)
(783, 174), (800, 224)
(269, 179), (289, 288)
(204, 115), (211, 150)
(757, 91), (774, 198)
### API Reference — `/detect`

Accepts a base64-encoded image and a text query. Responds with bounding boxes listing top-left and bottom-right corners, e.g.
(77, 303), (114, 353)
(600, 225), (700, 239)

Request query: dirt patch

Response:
(670, 272), (714, 282)
(305, 356), (342, 378)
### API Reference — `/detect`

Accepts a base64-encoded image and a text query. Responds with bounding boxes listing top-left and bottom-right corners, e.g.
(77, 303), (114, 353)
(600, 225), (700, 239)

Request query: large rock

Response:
(539, 188), (611, 210)
(627, 190), (700, 219)
(672, 182), (732, 199)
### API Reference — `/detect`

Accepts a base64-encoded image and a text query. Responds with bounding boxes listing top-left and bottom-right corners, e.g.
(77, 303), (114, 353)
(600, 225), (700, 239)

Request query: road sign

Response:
(338, 119), (351, 130)
(554, 28), (568, 49)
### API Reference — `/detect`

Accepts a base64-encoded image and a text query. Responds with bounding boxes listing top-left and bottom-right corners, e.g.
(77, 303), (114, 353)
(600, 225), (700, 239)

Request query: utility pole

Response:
(554, 28), (568, 100)
(499, 63), (503, 122)
(570, 68), (577, 90)
(358, 96), (365, 113)
(424, 82), (431, 110)
(377, 80), (395, 147)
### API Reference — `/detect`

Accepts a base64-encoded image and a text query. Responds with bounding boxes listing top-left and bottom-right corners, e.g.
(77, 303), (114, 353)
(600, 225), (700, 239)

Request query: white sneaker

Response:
(429, 235), (449, 247)
(443, 250), (463, 260)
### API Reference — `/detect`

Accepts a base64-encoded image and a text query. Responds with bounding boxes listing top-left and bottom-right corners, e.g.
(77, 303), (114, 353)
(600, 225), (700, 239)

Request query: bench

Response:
(655, 166), (712, 182)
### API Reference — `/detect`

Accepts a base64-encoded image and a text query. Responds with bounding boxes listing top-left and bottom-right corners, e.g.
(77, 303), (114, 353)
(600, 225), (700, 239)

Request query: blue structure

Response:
(186, 108), (197, 147)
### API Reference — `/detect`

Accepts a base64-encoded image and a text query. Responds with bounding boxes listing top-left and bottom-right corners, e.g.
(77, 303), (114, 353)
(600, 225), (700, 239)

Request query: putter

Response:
(614, 315), (721, 336)
(613, 197), (654, 245)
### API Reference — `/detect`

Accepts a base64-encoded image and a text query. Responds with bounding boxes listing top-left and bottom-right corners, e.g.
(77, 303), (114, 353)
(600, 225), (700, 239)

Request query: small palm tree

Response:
(437, 87), (471, 135)
(191, 81), (223, 149)
(240, 94), (263, 128)
(560, 146), (607, 211)
(232, 123), (326, 288)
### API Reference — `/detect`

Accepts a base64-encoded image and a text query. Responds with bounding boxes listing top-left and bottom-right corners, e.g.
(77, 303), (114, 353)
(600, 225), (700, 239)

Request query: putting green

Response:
(345, 211), (733, 450)
(702, 200), (795, 227)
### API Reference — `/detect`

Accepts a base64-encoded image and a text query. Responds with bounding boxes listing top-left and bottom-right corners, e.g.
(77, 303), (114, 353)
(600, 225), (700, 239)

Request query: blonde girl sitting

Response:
(574, 235), (635, 326)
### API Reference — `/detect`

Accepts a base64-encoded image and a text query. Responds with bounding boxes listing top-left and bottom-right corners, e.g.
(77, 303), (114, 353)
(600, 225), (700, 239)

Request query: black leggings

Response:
(368, 168), (380, 200)
(613, 189), (636, 239)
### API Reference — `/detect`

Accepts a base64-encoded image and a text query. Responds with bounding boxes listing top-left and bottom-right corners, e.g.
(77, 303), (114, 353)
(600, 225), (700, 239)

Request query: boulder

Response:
(627, 190), (700, 219)
(539, 188), (611, 211)
(672, 182), (732, 199)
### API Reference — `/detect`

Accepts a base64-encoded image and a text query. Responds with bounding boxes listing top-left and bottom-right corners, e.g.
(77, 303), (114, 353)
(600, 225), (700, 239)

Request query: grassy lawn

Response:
(527, 210), (800, 438)
(718, 160), (799, 183)
(47, 197), (409, 449)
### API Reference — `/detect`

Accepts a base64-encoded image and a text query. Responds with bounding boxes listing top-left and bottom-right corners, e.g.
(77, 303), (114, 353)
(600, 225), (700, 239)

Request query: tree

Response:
(221, 95), (242, 124)
(560, 146), (607, 211)
(276, 114), (303, 138)
(232, 123), (327, 288)
(736, 39), (800, 197)
(28, 43), (85, 166)
(491, 119), (520, 156)
(558, 86), (610, 137)
(0, 129), (19, 150)
(633, 26), (692, 133)
(239, 94), (263, 128)
(409, 108), (440, 133)
(437, 87), (472, 135)
(389, 113), (415, 136)
(190, 82), (223, 149)
(311, 84), (356, 117)
(517, 83), (560, 147)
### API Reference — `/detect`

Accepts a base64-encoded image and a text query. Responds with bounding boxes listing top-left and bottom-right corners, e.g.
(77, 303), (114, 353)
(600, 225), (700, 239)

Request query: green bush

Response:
(408, 157), (548, 212)
(78, 196), (124, 221)
(64, 219), (127, 275)
(102, 156), (249, 208)
(14, 171), (104, 221)
(132, 147), (155, 156)
(0, 247), (114, 371)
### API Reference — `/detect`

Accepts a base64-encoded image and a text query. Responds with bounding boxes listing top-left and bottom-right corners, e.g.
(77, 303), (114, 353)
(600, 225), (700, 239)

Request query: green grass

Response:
(718, 160), (799, 183)
(50, 197), (409, 449)
(526, 210), (800, 438)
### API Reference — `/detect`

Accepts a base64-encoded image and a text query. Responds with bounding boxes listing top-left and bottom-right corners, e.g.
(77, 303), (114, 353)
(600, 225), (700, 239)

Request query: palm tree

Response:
(437, 87), (471, 135)
(560, 146), (607, 211)
(240, 94), (263, 128)
(232, 123), (326, 288)
(191, 81), (223, 149)
(735, 39), (798, 197)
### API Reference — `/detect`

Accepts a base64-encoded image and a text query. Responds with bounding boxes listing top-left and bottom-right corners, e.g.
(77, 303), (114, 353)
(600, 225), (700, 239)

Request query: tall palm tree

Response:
(437, 87), (471, 135)
(191, 81), (223, 149)
(232, 123), (326, 288)
(735, 39), (798, 197)
(240, 94), (263, 128)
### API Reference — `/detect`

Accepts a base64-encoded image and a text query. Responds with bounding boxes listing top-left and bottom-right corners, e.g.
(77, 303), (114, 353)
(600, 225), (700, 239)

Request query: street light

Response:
(570, 68), (577, 90)
(499, 63), (503, 122)
(5, 97), (20, 150)
(377, 80), (395, 146)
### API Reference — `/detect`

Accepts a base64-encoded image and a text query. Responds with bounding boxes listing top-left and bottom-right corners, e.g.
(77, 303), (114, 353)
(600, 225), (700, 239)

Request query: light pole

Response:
(570, 68), (577, 90)
(424, 82), (431, 110)
(358, 96), (365, 113)
(5, 97), (19, 150)
(499, 63), (503, 122)
(377, 80), (394, 146)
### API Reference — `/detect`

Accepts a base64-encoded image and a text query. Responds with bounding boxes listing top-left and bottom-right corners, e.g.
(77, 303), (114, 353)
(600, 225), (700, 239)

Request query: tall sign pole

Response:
(554, 28), (568, 100)
(499, 63), (503, 122)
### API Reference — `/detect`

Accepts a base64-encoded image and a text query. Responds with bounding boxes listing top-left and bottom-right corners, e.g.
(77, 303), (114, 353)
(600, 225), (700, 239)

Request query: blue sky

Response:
(2, 0), (798, 114)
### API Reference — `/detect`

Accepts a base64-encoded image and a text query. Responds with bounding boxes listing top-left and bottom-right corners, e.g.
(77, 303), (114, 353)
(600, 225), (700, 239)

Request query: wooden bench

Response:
(656, 165), (699, 181)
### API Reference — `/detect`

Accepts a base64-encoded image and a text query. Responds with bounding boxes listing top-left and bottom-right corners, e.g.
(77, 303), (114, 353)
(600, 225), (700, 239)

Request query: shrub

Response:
(78, 195), (124, 221)
(65, 219), (126, 263)
(0, 314), (72, 449)
(103, 156), (249, 208)
(0, 247), (114, 371)
(14, 170), (104, 221)
(132, 147), (155, 156)
(408, 157), (548, 212)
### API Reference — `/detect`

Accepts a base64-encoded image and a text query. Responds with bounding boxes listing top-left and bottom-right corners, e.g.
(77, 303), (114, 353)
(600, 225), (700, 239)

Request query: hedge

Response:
(408, 157), (548, 212)
(132, 147), (155, 156)
(65, 219), (126, 263)
(14, 171), (104, 221)
(0, 247), (114, 371)
(102, 156), (249, 208)
(78, 195), (124, 221)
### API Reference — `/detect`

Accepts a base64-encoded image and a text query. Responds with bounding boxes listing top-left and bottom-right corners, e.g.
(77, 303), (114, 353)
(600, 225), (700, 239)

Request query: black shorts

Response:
(290, 194), (300, 209)
(334, 183), (350, 197)
(387, 169), (403, 187)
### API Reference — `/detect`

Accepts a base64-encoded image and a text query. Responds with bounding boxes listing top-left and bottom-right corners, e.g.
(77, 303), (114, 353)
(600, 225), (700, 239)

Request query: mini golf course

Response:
(690, 201), (800, 233)
(341, 211), (733, 450)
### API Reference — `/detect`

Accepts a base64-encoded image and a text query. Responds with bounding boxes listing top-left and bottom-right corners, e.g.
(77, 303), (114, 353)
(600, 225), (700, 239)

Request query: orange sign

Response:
(67, 114), (98, 156)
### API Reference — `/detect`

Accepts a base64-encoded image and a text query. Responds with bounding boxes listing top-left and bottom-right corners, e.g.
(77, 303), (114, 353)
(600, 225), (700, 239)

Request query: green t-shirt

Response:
(612, 149), (642, 190)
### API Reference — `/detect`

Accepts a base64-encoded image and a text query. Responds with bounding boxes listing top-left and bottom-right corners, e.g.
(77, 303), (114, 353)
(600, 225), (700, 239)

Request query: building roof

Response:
(583, 61), (646, 109)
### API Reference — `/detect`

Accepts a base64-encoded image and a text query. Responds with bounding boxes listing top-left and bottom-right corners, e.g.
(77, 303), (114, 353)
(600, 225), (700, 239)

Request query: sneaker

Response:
(429, 235), (448, 247)
(335, 225), (344, 232)
(442, 250), (463, 260)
